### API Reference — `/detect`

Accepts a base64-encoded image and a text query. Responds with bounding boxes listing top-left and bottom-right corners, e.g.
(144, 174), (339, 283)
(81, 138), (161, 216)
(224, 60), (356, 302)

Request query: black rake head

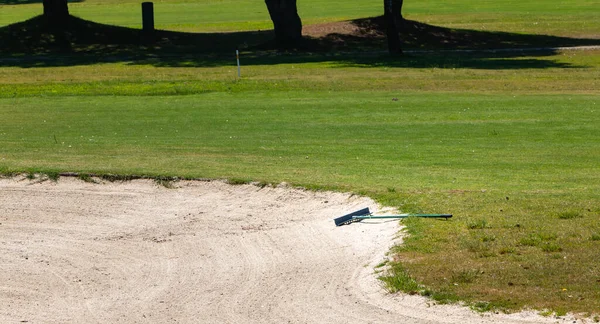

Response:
(334, 207), (371, 226)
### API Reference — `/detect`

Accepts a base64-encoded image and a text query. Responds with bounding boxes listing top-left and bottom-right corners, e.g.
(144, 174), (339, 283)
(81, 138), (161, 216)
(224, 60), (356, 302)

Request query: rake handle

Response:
(353, 214), (452, 220)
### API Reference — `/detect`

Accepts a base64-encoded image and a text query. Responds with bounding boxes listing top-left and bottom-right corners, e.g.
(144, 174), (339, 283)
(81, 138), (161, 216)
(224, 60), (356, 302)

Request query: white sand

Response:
(0, 177), (574, 323)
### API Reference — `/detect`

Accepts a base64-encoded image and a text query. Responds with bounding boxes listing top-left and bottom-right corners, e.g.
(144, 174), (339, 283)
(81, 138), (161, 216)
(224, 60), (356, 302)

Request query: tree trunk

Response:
(265, 0), (303, 48)
(384, 0), (403, 55)
(42, 0), (71, 51)
(43, 0), (70, 24)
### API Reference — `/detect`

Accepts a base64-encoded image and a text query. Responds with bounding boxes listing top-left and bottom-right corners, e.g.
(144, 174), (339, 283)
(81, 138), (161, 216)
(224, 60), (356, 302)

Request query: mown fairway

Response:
(1, 0), (599, 316)
(2, 91), (599, 192)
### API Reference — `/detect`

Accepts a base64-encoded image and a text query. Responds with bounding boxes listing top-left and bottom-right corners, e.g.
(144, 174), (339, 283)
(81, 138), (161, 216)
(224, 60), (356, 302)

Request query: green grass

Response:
(1, 92), (598, 191)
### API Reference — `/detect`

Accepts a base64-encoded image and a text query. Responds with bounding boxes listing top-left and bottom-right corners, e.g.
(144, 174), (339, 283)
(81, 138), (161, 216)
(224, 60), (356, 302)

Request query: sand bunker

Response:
(0, 177), (564, 323)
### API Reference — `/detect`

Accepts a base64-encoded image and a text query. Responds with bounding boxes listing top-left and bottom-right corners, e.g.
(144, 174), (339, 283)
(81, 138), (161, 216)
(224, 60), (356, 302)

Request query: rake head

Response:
(333, 207), (371, 226)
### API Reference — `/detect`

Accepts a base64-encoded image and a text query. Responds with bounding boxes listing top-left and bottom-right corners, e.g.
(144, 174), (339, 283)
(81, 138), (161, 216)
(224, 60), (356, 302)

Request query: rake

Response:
(334, 207), (452, 226)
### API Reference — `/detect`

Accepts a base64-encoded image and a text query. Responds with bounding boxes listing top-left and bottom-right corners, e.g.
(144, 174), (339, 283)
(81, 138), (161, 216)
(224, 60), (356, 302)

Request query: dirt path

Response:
(0, 177), (570, 323)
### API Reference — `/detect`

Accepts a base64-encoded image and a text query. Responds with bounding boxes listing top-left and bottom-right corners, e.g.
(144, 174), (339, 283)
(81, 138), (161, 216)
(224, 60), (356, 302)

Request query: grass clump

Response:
(379, 263), (420, 294)
(0, 168), (18, 178)
(481, 234), (496, 243)
(429, 291), (461, 305)
(519, 233), (557, 247)
(77, 173), (98, 183)
(541, 242), (563, 253)
(471, 301), (493, 312)
(154, 176), (178, 189)
(227, 178), (253, 185)
(557, 211), (582, 220)
(460, 235), (495, 257)
(45, 171), (60, 181)
(451, 269), (481, 284)
(498, 246), (516, 255)
(23, 170), (60, 181)
(100, 174), (137, 182)
(467, 219), (489, 230)
(375, 260), (389, 269)
(255, 181), (275, 188)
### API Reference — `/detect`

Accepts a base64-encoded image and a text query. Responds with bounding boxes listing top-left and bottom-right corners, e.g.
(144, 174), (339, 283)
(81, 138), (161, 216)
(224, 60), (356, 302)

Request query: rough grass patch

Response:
(471, 301), (493, 312)
(429, 290), (461, 305)
(519, 233), (557, 247)
(555, 308), (568, 317)
(100, 174), (136, 182)
(379, 263), (420, 294)
(227, 178), (252, 185)
(467, 218), (489, 229)
(77, 173), (97, 183)
(460, 238), (496, 258)
(0, 169), (18, 178)
(45, 171), (60, 181)
(557, 211), (582, 219)
(538, 233), (558, 241)
(519, 236), (541, 247)
(451, 269), (481, 284)
(498, 246), (516, 255)
(154, 177), (177, 189)
(541, 242), (563, 253)
(255, 181), (274, 188)
(375, 260), (388, 268)
(481, 234), (496, 242)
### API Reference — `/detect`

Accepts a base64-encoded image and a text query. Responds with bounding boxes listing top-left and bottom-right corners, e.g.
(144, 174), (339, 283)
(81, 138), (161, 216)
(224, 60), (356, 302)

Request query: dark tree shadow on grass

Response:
(0, 15), (598, 69)
(319, 16), (599, 50)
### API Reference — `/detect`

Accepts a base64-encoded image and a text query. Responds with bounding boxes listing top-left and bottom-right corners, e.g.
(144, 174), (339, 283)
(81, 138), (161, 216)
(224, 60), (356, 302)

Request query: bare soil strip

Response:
(0, 177), (569, 323)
